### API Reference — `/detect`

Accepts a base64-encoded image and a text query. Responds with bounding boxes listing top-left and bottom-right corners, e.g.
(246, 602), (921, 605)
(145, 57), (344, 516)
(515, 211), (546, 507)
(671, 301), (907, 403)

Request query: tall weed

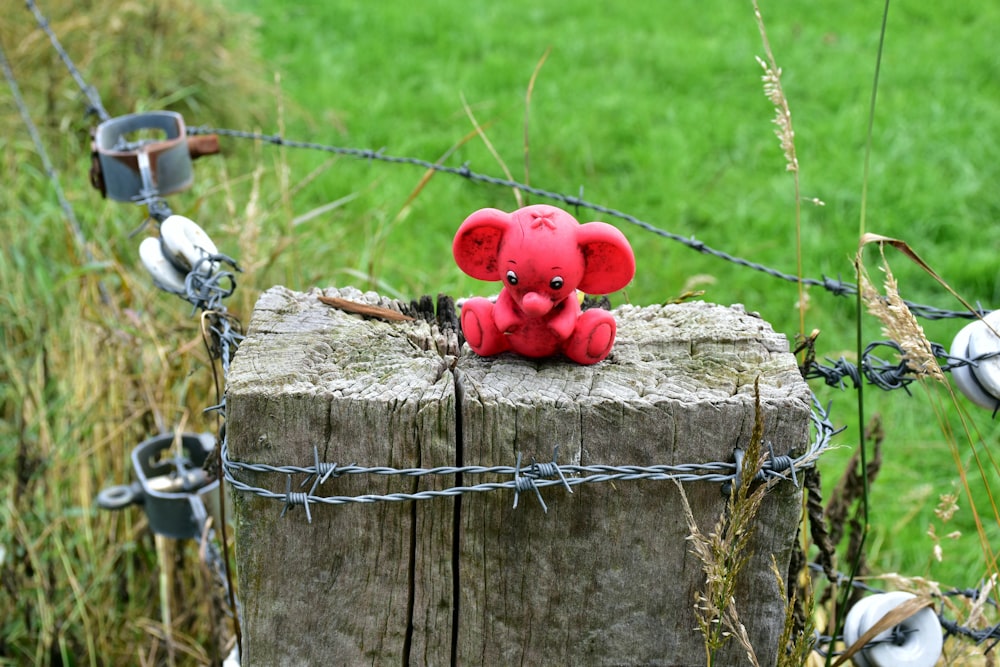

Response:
(2, 1), (270, 663)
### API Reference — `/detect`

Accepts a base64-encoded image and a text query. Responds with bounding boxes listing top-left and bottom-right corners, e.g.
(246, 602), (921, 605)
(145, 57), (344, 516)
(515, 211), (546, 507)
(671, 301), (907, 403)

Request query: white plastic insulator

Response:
(950, 311), (1000, 410)
(139, 236), (186, 294)
(221, 644), (240, 667)
(159, 214), (218, 275)
(842, 591), (942, 667)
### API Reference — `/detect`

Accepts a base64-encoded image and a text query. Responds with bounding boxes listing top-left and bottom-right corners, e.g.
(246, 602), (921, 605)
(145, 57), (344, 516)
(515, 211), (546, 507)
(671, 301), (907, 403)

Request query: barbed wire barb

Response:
(512, 452), (546, 511)
(280, 475), (312, 524)
(299, 446), (346, 496)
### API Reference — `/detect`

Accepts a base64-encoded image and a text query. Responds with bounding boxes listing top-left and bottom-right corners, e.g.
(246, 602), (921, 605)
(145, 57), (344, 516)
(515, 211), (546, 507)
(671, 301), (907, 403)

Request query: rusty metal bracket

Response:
(90, 111), (218, 202)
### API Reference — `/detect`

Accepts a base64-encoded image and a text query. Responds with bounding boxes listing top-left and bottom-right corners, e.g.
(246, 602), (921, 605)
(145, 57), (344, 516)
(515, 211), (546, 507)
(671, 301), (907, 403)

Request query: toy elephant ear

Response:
(576, 222), (636, 294)
(453, 208), (512, 281)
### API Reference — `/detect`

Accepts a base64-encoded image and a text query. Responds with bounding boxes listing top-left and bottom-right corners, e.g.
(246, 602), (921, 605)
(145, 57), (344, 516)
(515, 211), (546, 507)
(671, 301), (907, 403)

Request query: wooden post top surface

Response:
(228, 284), (809, 409)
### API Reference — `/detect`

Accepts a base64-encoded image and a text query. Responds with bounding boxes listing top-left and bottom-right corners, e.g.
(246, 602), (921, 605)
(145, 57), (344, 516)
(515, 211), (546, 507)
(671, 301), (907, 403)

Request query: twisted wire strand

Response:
(187, 125), (987, 323)
(806, 339), (1000, 393)
(24, 0), (111, 122)
(0, 34), (112, 306)
(221, 398), (836, 510)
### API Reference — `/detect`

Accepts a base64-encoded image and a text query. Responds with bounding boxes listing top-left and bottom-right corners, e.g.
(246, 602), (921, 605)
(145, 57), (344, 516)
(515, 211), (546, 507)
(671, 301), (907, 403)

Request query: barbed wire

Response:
(0, 34), (111, 305)
(805, 339), (1000, 393)
(23, 0), (110, 122)
(17, 0), (989, 323)
(186, 125), (988, 323)
(221, 400), (836, 518)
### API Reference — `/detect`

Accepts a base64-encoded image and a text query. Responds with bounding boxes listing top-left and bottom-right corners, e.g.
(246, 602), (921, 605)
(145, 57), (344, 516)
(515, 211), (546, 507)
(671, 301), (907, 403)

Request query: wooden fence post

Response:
(226, 285), (813, 666)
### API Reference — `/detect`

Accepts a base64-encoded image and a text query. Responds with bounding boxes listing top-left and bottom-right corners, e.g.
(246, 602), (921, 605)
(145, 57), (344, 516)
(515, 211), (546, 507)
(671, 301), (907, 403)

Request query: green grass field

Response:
(3, 0), (999, 663)
(232, 0), (1000, 586)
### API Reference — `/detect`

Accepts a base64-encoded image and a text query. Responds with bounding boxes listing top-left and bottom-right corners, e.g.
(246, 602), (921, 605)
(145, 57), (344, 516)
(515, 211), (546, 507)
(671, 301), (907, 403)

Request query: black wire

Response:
(188, 125), (988, 323)
(24, 0), (111, 122)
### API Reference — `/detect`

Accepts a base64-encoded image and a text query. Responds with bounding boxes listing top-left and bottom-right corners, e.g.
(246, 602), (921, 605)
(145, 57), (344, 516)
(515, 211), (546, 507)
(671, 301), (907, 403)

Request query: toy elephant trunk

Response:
(520, 292), (555, 318)
(453, 204), (635, 365)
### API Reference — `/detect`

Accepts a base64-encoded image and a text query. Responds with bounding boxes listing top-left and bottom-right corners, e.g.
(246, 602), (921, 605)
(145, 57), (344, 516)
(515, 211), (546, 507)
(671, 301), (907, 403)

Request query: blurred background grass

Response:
(2, 0), (999, 663)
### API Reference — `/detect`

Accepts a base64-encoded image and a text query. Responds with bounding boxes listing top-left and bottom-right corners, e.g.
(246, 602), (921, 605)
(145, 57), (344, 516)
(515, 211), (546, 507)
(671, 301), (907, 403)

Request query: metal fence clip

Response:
(90, 111), (200, 201)
(97, 431), (220, 539)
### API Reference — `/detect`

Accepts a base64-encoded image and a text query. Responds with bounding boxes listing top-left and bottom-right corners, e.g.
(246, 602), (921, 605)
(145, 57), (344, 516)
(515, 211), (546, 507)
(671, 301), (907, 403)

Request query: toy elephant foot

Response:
(460, 297), (511, 357)
(462, 297), (617, 364)
(564, 308), (617, 365)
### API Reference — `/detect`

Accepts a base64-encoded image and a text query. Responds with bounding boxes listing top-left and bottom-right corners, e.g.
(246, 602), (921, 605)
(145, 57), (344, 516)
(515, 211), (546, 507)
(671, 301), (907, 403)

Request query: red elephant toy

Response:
(453, 204), (635, 364)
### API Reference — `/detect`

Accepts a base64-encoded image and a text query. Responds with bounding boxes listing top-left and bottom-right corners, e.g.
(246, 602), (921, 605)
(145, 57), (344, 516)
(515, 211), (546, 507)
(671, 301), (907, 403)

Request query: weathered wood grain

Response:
(227, 287), (812, 666)
(455, 302), (810, 666)
(227, 286), (457, 665)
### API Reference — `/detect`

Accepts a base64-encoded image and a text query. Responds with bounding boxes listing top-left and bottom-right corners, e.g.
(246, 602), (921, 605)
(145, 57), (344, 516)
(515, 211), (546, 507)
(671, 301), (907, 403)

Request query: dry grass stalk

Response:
(752, 2), (796, 174)
(928, 491), (962, 563)
(857, 244), (944, 382)
(752, 0), (808, 341)
(755, 56), (796, 174)
(772, 556), (816, 667)
(522, 46), (551, 202)
(963, 572), (996, 630)
(461, 93), (521, 207)
(675, 378), (772, 666)
(676, 480), (762, 667)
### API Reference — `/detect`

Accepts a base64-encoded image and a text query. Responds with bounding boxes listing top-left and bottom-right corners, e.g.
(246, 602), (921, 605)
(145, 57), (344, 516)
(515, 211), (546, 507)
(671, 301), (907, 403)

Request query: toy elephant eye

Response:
(505, 270), (518, 286)
(549, 276), (564, 290)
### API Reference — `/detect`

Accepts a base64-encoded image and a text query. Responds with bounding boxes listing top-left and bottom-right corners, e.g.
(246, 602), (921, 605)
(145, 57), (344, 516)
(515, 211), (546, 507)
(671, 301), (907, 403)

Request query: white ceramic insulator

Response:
(963, 310), (1000, 404)
(159, 214), (218, 276)
(842, 591), (942, 667)
(139, 236), (187, 294)
(950, 318), (1000, 410)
